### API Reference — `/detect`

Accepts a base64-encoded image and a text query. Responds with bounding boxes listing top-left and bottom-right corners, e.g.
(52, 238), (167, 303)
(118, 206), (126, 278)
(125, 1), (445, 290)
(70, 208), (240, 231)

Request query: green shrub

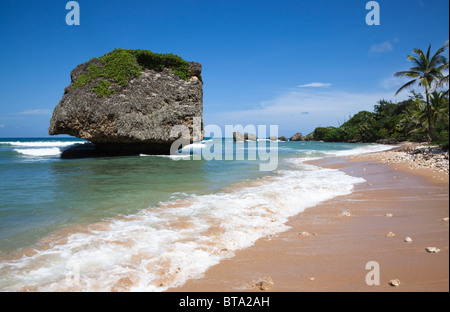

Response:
(71, 48), (192, 97)
(323, 128), (345, 142)
(313, 127), (335, 141)
(72, 74), (90, 89)
(93, 80), (115, 98)
(98, 49), (143, 87)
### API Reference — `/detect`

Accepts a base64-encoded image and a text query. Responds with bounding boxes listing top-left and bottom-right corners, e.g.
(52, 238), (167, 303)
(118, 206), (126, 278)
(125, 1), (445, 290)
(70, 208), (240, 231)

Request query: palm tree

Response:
(437, 40), (449, 93)
(394, 42), (449, 142)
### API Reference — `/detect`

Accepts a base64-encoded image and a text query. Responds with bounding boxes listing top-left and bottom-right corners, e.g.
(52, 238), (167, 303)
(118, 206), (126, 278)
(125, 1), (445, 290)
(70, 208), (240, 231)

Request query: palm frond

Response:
(393, 70), (420, 78)
(395, 79), (417, 95)
(407, 54), (425, 68)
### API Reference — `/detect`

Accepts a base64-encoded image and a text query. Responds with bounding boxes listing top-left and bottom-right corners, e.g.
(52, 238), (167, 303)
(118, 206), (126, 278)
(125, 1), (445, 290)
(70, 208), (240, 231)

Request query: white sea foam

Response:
(178, 143), (207, 154)
(1, 141), (84, 148)
(325, 144), (395, 157)
(140, 154), (191, 160)
(4, 141), (85, 158)
(0, 160), (365, 292)
(14, 148), (62, 157)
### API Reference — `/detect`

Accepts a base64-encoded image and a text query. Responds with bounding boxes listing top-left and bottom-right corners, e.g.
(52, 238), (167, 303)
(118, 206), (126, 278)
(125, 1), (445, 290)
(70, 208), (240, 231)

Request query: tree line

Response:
(311, 41), (449, 150)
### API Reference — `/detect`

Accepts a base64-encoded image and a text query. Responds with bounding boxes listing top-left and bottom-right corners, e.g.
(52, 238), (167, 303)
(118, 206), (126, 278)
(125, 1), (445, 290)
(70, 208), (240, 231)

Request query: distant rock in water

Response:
(269, 136), (287, 141)
(290, 133), (303, 141)
(233, 132), (257, 142)
(49, 49), (203, 158)
(233, 132), (245, 142)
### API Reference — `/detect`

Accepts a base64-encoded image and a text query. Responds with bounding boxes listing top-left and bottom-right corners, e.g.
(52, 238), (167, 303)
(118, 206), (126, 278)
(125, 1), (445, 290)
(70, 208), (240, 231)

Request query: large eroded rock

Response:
(49, 51), (203, 157)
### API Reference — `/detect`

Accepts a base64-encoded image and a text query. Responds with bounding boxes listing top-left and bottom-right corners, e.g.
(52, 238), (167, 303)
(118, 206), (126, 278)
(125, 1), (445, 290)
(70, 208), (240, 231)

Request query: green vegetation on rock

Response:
(93, 80), (115, 98)
(72, 48), (192, 97)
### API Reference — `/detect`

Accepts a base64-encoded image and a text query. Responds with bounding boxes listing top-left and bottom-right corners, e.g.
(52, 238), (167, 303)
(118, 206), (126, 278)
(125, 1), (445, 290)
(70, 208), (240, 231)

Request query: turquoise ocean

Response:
(0, 137), (392, 291)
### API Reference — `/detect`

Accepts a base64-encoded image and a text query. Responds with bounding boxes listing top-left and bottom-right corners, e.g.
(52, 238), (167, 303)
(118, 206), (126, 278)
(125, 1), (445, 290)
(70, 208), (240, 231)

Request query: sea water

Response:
(0, 137), (392, 291)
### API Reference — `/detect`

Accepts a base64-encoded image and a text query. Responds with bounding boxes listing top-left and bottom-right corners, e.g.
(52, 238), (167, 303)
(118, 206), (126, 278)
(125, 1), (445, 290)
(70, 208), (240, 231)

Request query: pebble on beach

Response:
(342, 211), (351, 217)
(389, 279), (401, 287)
(386, 232), (396, 237)
(385, 213), (394, 217)
(253, 277), (274, 291)
(404, 237), (413, 243)
(371, 146), (449, 175)
(425, 247), (441, 253)
(443, 217), (449, 222)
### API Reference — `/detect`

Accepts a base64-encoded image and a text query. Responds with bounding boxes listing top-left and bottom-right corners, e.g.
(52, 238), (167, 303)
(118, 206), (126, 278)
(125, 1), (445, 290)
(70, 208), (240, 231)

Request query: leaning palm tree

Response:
(394, 42), (449, 142)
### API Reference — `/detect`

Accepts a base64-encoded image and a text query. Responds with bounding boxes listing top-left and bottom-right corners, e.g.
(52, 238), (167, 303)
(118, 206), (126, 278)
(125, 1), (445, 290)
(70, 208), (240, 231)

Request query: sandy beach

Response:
(170, 146), (449, 292)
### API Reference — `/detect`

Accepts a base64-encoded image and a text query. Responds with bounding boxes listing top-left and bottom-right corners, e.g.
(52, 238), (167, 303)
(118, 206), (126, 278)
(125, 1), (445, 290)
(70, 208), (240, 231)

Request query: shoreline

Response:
(170, 146), (449, 292)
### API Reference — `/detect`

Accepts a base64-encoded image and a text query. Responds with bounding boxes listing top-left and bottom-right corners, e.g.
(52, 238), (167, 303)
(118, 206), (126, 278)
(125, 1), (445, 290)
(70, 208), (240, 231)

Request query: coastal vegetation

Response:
(71, 49), (192, 97)
(310, 42), (449, 150)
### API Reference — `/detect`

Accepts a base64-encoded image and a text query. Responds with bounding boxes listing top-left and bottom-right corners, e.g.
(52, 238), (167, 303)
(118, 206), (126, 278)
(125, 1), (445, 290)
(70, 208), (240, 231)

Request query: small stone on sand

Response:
(253, 277), (274, 291)
(309, 277), (315, 281)
(389, 279), (401, 287)
(299, 232), (311, 237)
(425, 247), (440, 253)
(404, 237), (413, 243)
(443, 217), (449, 222)
(386, 232), (396, 237)
(385, 213), (394, 217)
(342, 211), (351, 217)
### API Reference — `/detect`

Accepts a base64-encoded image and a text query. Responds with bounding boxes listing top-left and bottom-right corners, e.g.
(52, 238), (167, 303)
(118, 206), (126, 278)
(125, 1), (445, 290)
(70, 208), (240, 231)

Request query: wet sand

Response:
(170, 152), (449, 292)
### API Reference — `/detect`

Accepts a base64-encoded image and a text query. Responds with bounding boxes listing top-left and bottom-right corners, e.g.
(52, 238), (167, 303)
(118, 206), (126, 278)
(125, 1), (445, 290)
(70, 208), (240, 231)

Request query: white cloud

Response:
(298, 82), (333, 88)
(16, 109), (53, 115)
(370, 41), (393, 54)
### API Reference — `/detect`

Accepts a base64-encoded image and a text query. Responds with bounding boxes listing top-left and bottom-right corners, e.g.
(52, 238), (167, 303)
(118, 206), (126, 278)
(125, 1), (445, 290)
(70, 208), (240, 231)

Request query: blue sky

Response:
(0, 0), (448, 138)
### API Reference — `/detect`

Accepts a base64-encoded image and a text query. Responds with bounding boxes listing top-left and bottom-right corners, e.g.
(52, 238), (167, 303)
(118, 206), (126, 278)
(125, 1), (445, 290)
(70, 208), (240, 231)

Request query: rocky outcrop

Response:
(233, 132), (257, 142)
(49, 49), (203, 157)
(289, 133), (303, 141)
(303, 132), (315, 141)
(269, 136), (287, 141)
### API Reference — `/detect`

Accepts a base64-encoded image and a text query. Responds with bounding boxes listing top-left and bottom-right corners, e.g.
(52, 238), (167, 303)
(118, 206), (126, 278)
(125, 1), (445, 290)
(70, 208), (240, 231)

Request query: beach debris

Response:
(342, 211), (351, 217)
(404, 237), (413, 243)
(385, 213), (394, 217)
(443, 217), (449, 222)
(368, 146), (449, 175)
(308, 277), (315, 281)
(386, 232), (396, 237)
(425, 247), (441, 253)
(389, 279), (401, 287)
(299, 232), (311, 237)
(252, 277), (274, 291)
